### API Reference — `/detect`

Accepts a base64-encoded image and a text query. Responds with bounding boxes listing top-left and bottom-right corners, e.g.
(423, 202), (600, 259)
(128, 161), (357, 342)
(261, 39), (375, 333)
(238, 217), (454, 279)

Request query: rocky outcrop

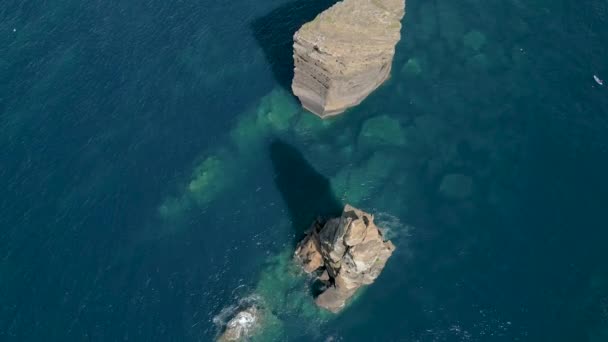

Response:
(291, 0), (406, 118)
(217, 306), (260, 341)
(294, 205), (395, 312)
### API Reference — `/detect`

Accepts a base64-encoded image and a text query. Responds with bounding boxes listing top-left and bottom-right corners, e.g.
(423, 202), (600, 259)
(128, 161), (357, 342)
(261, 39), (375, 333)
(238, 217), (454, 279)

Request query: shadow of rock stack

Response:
(251, 0), (338, 92)
(269, 139), (343, 240)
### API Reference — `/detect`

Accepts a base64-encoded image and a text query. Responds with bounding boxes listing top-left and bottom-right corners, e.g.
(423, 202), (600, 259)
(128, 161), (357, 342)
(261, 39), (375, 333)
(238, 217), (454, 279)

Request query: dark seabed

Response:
(1, 0), (608, 340)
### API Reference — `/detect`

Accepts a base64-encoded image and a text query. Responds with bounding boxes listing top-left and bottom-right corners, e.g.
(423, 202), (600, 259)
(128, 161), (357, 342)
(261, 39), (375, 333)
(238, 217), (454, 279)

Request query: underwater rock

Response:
(159, 153), (229, 220)
(257, 88), (300, 132)
(294, 205), (395, 313)
(187, 155), (225, 202)
(229, 88), (300, 153)
(293, 112), (333, 137)
(439, 173), (473, 200)
(331, 150), (397, 204)
(359, 115), (407, 148)
(401, 58), (423, 77)
(217, 306), (261, 341)
(255, 249), (327, 325)
(291, 0), (406, 118)
(466, 53), (490, 71)
(463, 30), (487, 52)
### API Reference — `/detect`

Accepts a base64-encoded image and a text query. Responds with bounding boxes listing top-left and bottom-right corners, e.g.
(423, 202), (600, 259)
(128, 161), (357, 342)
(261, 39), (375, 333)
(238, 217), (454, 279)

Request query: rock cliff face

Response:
(291, 0), (406, 118)
(294, 205), (395, 312)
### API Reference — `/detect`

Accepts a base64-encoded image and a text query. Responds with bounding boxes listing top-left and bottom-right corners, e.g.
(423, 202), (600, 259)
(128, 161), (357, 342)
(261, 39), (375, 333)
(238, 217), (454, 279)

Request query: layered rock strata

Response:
(294, 204), (395, 312)
(291, 0), (406, 117)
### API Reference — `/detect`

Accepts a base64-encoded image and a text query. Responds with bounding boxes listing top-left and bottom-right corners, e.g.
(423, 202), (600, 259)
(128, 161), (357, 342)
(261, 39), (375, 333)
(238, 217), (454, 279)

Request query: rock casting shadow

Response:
(269, 139), (343, 241)
(251, 0), (338, 92)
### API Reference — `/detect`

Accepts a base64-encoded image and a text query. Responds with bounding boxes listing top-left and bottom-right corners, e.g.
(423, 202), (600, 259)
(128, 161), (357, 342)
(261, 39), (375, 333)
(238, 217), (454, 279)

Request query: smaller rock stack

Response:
(295, 205), (395, 312)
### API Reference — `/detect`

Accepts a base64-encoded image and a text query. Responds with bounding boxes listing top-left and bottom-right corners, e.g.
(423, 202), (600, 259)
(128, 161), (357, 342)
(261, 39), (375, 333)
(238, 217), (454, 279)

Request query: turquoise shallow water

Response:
(2, 0), (608, 340)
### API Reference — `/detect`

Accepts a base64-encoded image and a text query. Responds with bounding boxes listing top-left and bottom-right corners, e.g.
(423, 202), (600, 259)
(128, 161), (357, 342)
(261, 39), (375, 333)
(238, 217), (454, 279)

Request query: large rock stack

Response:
(294, 205), (395, 312)
(291, 0), (406, 117)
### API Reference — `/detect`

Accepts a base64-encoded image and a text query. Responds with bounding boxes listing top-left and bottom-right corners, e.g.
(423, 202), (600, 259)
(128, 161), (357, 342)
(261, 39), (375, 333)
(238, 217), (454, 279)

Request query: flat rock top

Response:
(295, 0), (405, 60)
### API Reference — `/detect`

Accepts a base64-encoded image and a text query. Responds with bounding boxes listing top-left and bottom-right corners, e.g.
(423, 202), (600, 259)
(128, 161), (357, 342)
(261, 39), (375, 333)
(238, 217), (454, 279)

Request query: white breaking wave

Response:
(374, 211), (414, 243)
(212, 293), (262, 333)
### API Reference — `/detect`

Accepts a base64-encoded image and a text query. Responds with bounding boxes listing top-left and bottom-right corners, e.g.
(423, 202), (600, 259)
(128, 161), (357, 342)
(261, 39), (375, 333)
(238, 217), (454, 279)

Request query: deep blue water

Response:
(2, 0), (608, 340)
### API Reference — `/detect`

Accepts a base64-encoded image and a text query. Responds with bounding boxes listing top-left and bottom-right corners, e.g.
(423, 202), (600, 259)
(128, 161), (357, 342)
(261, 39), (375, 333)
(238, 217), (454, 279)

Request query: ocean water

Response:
(2, 0), (608, 340)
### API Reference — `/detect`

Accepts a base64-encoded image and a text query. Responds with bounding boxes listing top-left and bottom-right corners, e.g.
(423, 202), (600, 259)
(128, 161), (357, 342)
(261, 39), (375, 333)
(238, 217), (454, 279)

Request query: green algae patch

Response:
(358, 115), (407, 148)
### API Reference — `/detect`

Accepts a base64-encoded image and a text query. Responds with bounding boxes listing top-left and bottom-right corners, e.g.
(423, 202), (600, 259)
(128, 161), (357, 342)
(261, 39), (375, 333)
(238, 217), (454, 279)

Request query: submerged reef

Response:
(158, 151), (236, 221)
(291, 0), (406, 117)
(331, 151), (397, 205)
(229, 88), (301, 152)
(294, 205), (395, 312)
(463, 30), (487, 52)
(358, 115), (407, 148)
(213, 207), (397, 338)
(215, 249), (331, 341)
(166, 0), (576, 338)
(158, 89), (306, 223)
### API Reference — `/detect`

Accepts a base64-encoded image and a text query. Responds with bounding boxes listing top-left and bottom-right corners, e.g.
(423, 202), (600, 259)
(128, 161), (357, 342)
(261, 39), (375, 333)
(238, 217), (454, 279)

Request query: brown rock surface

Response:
(291, 0), (406, 118)
(294, 220), (325, 273)
(294, 204), (395, 312)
